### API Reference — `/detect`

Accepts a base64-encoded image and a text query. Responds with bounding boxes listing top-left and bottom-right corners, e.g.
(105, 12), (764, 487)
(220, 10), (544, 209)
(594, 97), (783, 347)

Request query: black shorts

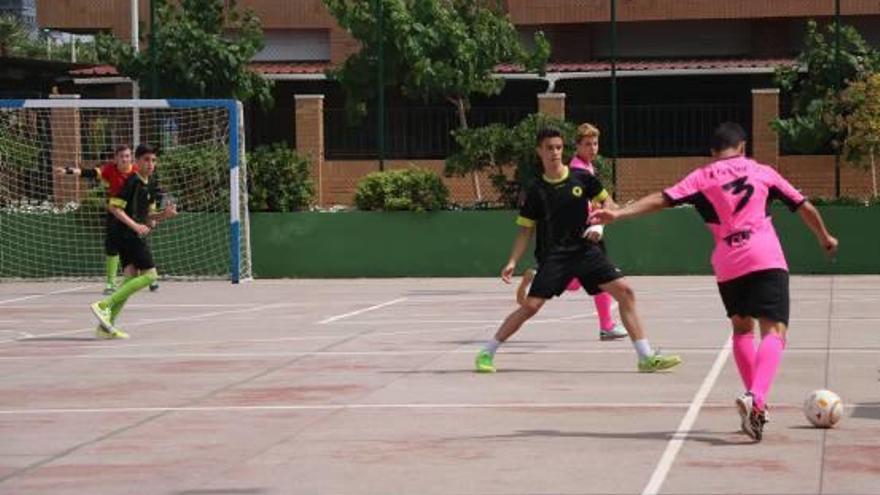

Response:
(107, 233), (155, 271)
(529, 247), (623, 299)
(717, 269), (790, 326)
(104, 214), (118, 256)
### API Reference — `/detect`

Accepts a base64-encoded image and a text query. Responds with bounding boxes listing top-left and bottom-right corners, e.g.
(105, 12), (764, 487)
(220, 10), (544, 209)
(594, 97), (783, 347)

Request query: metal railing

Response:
(568, 103), (751, 157)
(325, 105), (534, 160)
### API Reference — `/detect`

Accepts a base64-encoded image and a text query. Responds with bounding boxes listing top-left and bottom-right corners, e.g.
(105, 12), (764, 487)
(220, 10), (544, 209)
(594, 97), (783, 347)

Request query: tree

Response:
(96, 0), (273, 107)
(0, 14), (26, 57)
(773, 20), (880, 154)
(323, 0), (550, 199)
(832, 73), (880, 197)
(445, 113), (575, 208)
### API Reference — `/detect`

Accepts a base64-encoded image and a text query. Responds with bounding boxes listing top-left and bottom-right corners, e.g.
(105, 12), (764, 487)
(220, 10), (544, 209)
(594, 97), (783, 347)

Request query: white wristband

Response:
(585, 225), (604, 236)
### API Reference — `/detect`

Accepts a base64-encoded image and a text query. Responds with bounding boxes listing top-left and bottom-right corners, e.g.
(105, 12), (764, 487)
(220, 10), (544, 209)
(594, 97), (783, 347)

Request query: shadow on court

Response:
(474, 428), (752, 447)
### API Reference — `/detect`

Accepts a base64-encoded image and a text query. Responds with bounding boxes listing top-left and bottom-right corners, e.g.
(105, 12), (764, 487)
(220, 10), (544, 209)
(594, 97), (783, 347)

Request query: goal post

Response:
(0, 98), (251, 283)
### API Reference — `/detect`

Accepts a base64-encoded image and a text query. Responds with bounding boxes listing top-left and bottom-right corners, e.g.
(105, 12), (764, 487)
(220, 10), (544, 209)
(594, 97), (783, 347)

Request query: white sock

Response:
(483, 338), (501, 356)
(633, 339), (654, 360)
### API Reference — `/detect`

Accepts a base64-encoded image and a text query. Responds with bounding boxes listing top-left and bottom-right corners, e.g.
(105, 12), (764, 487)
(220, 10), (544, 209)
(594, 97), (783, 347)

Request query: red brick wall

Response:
(615, 157), (708, 201)
(311, 156), (874, 207)
(780, 155), (878, 199)
(322, 160), (502, 207)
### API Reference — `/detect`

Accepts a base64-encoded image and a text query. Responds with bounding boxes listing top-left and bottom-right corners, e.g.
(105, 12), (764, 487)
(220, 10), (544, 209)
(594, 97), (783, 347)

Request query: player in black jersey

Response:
(475, 127), (682, 373)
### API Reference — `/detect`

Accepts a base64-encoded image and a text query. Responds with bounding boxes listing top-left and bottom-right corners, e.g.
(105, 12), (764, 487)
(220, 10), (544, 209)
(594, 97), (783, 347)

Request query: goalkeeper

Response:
(55, 145), (161, 293)
(90, 144), (176, 339)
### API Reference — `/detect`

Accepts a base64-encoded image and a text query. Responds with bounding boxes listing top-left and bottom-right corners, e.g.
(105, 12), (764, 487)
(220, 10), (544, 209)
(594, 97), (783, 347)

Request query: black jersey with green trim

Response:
(516, 167), (608, 263)
(108, 174), (160, 237)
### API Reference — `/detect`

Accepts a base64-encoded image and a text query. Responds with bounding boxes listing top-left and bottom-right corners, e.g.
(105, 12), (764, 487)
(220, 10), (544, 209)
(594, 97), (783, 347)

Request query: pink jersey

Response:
(569, 155), (595, 175)
(663, 156), (805, 282)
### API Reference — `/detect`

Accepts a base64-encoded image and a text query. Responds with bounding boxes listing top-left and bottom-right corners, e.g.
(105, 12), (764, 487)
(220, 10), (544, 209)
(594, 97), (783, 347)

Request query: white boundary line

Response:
(0, 285), (91, 305)
(318, 297), (408, 324)
(641, 336), (732, 495)
(0, 303), (295, 345)
(2, 401), (875, 416)
(0, 401), (710, 416)
(0, 347), (875, 361)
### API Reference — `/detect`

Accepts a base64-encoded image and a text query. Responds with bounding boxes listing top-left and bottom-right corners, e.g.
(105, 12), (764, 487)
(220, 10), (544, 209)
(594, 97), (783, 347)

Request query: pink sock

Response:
(594, 292), (615, 331)
(731, 332), (756, 390)
(749, 334), (785, 411)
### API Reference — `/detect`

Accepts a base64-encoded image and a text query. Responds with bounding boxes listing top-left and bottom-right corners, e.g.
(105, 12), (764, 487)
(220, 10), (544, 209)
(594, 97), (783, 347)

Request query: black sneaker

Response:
(749, 408), (768, 442)
(149, 281), (159, 292)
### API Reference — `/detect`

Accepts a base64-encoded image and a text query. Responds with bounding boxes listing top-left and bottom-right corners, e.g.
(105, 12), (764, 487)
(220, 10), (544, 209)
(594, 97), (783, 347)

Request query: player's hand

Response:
(53, 166), (80, 176)
(164, 204), (178, 218)
(148, 219), (158, 229)
(821, 235), (838, 258)
(583, 225), (604, 242)
(589, 208), (618, 225)
(133, 223), (151, 237)
(501, 261), (516, 284)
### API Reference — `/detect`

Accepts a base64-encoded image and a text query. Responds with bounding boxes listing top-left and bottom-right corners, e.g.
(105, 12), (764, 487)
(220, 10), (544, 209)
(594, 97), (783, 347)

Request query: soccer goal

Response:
(0, 98), (251, 283)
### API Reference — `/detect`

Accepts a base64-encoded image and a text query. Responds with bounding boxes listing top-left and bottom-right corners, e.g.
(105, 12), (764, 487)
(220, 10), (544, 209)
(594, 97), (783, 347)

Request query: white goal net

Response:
(0, 98), (251, 282)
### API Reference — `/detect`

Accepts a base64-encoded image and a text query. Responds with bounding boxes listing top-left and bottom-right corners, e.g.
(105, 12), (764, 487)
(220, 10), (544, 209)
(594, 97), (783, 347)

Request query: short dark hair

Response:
(135, 144), (156, 159)
(114, 144), (131, 155)
(536, 126), (564, 146)
(711, 122), (746, 152)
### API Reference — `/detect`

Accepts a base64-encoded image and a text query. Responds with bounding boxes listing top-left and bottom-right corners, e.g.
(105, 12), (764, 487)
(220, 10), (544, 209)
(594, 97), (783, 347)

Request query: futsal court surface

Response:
(0, 276), (877, 494)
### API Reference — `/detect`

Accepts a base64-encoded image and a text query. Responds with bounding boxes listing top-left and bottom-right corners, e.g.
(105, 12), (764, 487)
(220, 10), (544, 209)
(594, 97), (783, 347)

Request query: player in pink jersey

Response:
(590, 122), (838, 441)
(516, 123), (626, 340)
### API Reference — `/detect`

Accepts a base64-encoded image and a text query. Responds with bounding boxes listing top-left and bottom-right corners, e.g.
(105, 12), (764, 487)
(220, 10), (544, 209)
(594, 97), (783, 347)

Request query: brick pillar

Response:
(537, 93), (566, 120)
(752, 88), (780, 166)
(295, 94), (324, 206)
(50, 95), (82, 205)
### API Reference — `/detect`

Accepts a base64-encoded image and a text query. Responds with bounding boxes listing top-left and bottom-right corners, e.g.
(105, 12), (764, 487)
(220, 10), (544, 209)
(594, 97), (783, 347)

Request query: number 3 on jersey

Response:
(722, 176), (754, 213)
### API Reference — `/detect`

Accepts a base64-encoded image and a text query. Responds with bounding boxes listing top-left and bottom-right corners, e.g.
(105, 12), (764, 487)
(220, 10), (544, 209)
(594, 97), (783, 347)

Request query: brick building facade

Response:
(33, 1), (880, 204)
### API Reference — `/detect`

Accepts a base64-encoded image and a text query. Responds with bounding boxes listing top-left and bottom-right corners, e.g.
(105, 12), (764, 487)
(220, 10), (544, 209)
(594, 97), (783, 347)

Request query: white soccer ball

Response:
(803, 389), (844, 428)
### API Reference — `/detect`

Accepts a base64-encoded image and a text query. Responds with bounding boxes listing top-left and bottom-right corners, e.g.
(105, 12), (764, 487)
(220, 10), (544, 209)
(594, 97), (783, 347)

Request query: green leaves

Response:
(96, 0), (274, 108)
(774, 20), (880, 154)
(445, 113), (576, 208)
(323, 0), (548, 125)
(355, 168), (449, 211)
(247, 144), (315, 212)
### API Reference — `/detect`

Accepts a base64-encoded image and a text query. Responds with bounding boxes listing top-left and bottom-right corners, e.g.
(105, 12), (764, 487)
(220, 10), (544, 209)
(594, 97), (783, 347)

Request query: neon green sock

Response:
(109, 276), (134, 323)
(105, 255), (120, 287)
(101, 272), (155, 309)
(110, 298), (128, 324)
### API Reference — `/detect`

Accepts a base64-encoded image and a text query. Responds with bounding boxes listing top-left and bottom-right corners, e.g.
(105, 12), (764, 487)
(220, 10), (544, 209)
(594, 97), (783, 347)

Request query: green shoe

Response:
(638, 352), (682, 373)
(90, 301), (113, 330)
(95, 325), (129, 340)
(475, 350), (497, 373)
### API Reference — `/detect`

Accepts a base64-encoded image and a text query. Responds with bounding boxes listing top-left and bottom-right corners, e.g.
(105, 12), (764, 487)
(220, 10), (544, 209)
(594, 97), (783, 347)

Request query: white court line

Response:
(0, 303), (296, 345)
(0, 347), (876, 361)
(0, 285), (91, 305)
(0, 401), (710, 416)
(318, 297), (408, 324)
(642, 336), (731, 495)
(4, 401), (874, 416)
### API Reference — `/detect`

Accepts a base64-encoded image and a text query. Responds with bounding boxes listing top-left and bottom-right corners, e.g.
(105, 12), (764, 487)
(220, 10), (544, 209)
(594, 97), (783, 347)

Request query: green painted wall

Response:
(250, 207), (879, 278)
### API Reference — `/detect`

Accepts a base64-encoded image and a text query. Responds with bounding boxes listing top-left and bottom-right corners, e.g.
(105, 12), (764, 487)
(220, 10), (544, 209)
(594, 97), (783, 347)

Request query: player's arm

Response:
(148, 203), (177, 223)
(53, 165), (98, 179)
(592, 191), (668, 225)
(585, 186), (614, 241)
(796, 201), (838, 257)
(501, 225), (534, 284)
(108, 200), (150, 237)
